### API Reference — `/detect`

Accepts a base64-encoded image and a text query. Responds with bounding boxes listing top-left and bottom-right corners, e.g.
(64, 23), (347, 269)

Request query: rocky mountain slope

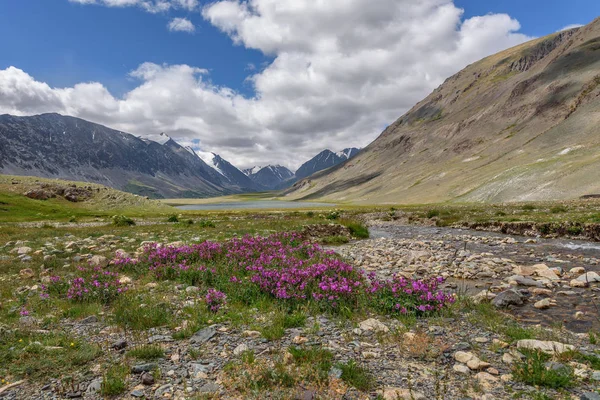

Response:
(295, 148), (360, 180)
(285, 18), (600, 204)
(243, 165), (295, 190)
(0, 113), (253, 199)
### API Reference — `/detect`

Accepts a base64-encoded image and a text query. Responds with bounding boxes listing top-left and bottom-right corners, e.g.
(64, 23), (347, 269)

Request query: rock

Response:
(118, 276), (132, 285)
(491, 290), (523, 308)
(516, 340), (574, 355)
(453, 364), (470, 374)
(472, 290), (496, 303)
(534, 298), (555, 309)
(242, 330), (261, 338)
(185, 286), (200, 293)
(380, 388), (425, 400)
(233, 344), (249, 356)
(592, 371), (600, 381)
(581, 392), (600, 400)
(502, 353), (515, 364)
(111, 339), (127, 350)
(89, 255), (108, 267)
(141, 372), (154, 385)
(329, 366), (342, 379)
(577, 272), (600, 283)
(19, 268), (35, 279)
(131, 363), (157, 374)
(570, 267), (586, 275)
(130, 390), (145, 398)
(15, 247), (32, 255)
(293, 336), (308, 344)
(531, 288), (553, 296)
(190, 326), (216, 344)
(507, 275), (544, 287)
(359, 318), (389, 333)
(454, 351), (475, 364)
(24, 189), (54, 200)
(80, 315), (98, 324)
(199, 382), (220, 394)
(570, 279), (588, 288)
(454, 351), (489, 370)
(155, 384), (172, 397)
(85, 378), (102, 395)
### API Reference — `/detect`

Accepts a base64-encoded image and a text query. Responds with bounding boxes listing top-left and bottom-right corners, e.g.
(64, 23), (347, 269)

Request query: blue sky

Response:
(0, 0), (597, 168)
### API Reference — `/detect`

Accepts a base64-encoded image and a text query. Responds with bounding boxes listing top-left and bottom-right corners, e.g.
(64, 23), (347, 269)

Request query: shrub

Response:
(167, 214), (179, 223)
(126, 345), (164, 360)
(326, 211), (340, 220)
(550, 206), (567, 214)
(342, 220), (369, 239)
(112, 215), (135, 226)
(205, 288), (227, 313)
(522, 204), (536, 211)
(198, 220), (216, 228)
(321, 235), (349, 245)
(426, 210), (440, 218)
(512, 350), (574, 388)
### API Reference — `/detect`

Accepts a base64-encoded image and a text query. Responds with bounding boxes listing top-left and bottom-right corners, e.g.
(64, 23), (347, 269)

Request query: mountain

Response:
(285, 18), (600, 204)
(0, 113), (254, 199)
(191, 150), (261, 191)
(295, 148), (360, 180)
(244, 165), (294, 190)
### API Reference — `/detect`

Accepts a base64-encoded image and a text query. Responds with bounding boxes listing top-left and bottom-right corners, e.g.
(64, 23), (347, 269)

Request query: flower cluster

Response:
(368, 274), (456, 315)
(42, 265), (127, 304)
(205, 288), (227, 313)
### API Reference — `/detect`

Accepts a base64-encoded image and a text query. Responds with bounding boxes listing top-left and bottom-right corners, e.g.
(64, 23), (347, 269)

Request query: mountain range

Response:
(0, 113), (360, 198)
(285, 18), (600, 204)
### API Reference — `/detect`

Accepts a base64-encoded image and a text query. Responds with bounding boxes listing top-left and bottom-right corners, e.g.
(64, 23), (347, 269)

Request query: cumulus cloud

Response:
(3, 0), (534, 169)
(68, 0), (191, 13)
(167, 17), (195, 33)
(559, 23), (584, 32)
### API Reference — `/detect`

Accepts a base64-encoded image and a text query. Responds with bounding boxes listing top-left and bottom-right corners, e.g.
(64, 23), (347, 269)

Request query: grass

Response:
(337, 360), (374, 391)
(113, 295), (173, 330)
(126, 344), (165, 360)
(341, 219), (370, 238)
(101, 364), (129, 396)
(321, 235), (350, 245)
(512, 350), (574, 389)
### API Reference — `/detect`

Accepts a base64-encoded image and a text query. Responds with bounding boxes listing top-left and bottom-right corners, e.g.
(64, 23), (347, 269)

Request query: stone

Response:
(111, 339), (127, 350)
(570, 267), (586, 275)
(130, 390), (145, 398)
(190, 327), (216, 344)
(141, 372), (154, 385)
(581, 393), (600, 400)
(380, 388), (425, 400)
(293, 336), (308, 344)
(155, 384), (172, 397)
(131, 363), (157, 374)
(89, 255), (108, 267)
(242, 330), (261, 338)
(80, 315), (98, 324)
(19, 268), (35, 279)
(570, 279), (588, 288)
(118, 276), (132, 285)
(507, 275), (543, 287)
(233, 344), (249, 356)
(15, 246), (32, 255)
(534, 298), (554, 309)
(531, 288), (553, 296)
(85, 378), (102, 395)
(199, 382), (220, 394)
(453, 364), (470, 374)
(516, 340), (574, 355)
(491, 290), (523, 308)
(359, 318), (389, 333)
(502, 353), (515, 364)
(577, 272), (600, 283)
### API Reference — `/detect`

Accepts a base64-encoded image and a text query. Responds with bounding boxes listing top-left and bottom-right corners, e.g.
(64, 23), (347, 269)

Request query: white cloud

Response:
(5, 0), (534, 169)
(68, 0), (188, 13)
(167, 17), (195, 33)
(559, 23), (583, 32)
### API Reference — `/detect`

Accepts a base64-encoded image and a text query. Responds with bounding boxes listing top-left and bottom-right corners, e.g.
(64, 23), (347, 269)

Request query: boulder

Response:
(359, 318), (390, 333)
(516, 339), (574, 355)
(491, 290), (523, 308)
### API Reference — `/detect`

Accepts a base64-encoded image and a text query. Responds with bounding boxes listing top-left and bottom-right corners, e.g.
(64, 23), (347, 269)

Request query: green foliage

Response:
(167, 214), (179, 223)
(326, 210), (340, 220)
(337, 360), (374, 391)
(113, 296), (172, 330)
(522, 204), (536, 211)
(288, 346), (333, 383)
(126, 344), (165, 360)
(341, 220), (370, 238)
(512, 350), (574, 389)
(321, 235), (350, 245)
(198, 220), (216, 228)
(112, 215), (135, 226)
(101, 364), (129, 396)
(426, 209), (440, 218)
(550, 206), (567, 214)
(254, 361), (296, 389)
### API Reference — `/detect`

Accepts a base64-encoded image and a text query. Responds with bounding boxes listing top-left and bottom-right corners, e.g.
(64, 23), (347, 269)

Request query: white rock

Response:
(516, 339), (574, 355)
(380, 388), (425, 400)
(233, 344), (249, 356)
(453, 364), (470, 374)
(577, 272), (600, 283)
(359, 318), (389, 333)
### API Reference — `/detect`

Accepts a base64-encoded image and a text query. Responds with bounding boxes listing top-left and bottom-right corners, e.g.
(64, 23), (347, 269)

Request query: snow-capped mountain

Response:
(191, 150), (260, 191)
(295, 148), (360, 180)
(244, 165), (295, 190)
(0, 113), (258, 198)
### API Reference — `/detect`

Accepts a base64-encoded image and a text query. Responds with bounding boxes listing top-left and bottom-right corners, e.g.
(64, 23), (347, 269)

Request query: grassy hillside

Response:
(285, 18), (600, 204)
(0, 175), (173, 222)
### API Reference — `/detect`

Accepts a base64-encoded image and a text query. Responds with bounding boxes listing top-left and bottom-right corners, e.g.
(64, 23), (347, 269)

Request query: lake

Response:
(174, 200), (336, 211)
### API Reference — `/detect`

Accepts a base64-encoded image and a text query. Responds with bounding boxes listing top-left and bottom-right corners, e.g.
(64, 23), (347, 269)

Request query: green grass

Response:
(101, 364), (129, 396)
(113, 295), (173, 330)
(321, 235), (350, 245)
(341, 219), (370, 239)
(513, 350), (574, 389)
(337, 360), (374, 391)
(126, 344), (165, 360)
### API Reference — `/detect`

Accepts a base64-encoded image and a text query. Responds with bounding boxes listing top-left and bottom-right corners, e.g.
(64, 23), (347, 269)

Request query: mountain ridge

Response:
(285, 19), (600, 203)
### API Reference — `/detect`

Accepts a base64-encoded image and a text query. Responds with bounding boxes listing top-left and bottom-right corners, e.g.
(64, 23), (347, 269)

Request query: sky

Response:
(0, 0), (597, 170)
